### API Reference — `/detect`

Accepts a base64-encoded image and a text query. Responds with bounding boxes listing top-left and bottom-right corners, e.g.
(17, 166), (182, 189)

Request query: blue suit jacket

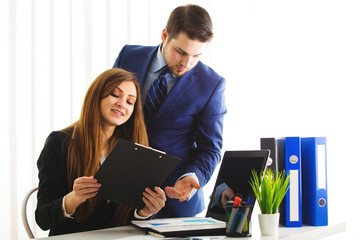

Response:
(113, 45), (227, 217)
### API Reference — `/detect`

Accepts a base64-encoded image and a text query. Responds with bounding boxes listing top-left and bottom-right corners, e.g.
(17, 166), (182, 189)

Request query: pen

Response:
(236, 197), (253, 233)
(246, 196), (253, 205)
(148, 231), (165, 238)
(235, 206), (249, 234)
(235, 197), (253, 234)
(225, 200), (234, 222)
(226, 196), (241, 233)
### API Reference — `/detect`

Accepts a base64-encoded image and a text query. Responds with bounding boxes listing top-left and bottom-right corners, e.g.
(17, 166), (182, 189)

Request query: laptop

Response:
(205, 150), (270, 222)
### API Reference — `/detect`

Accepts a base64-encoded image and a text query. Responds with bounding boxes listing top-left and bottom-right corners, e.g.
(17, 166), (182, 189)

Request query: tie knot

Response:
(158, 67), (170, 78)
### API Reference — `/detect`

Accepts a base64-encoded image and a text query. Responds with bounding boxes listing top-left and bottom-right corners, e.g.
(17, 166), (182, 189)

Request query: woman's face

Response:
(100, 81), (137, 129)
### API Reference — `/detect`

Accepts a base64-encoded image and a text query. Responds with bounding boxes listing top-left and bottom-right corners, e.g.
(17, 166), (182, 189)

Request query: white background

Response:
(1, 0), (359, 239)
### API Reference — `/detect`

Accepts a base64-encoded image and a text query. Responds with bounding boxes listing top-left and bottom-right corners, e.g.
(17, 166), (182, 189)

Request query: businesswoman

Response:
(36, 68), (166, 236)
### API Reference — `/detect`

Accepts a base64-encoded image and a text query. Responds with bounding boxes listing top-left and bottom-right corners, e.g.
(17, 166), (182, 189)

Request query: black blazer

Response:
(35, 129), (134, 236)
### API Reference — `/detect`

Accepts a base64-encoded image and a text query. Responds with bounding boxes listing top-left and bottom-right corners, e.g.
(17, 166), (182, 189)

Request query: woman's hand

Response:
(137, 186), (166, 218)
(64, 176), (101, 214)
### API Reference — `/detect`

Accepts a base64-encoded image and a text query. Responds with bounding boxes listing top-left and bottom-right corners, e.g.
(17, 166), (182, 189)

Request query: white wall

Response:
(1, 0), (359, 239)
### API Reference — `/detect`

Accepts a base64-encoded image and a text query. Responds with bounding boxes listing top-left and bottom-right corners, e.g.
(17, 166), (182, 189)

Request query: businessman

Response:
(113, 4), (227, 218)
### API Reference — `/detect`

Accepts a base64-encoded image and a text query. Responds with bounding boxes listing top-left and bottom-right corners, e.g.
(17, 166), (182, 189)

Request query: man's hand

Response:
(220, 188), (235, 208)
(165, 176), (201, 202)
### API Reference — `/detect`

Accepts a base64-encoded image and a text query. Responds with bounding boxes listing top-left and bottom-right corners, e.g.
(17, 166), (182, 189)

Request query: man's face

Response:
(161, 29), (209, 77)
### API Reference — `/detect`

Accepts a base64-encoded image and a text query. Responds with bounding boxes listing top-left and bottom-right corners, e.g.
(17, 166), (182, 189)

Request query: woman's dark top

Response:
(35, 129), (134, 236)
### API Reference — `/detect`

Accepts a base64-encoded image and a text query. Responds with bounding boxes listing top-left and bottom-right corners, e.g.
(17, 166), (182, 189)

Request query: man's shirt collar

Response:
(151, 44), (167, 74)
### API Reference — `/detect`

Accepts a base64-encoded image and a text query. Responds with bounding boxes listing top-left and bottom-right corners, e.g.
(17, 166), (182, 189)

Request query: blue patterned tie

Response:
(144, 68), (169, 121)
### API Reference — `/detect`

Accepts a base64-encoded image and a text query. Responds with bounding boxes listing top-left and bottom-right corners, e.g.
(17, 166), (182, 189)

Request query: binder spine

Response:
(260, 138), (278, 172)
(280, 137), (302, 227)
(301, 137), (328, 226)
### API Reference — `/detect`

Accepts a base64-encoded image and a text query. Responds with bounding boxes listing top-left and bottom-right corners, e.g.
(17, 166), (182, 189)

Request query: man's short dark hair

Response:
(166, 4), (214, 42)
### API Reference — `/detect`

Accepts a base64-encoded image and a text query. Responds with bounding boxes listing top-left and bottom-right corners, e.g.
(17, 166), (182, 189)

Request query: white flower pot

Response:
(258, 213), (280, 236)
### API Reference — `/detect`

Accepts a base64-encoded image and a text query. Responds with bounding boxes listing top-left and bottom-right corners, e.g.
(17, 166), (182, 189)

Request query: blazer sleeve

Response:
(35, 131), (73, 230)
(187, 76), (227, 187)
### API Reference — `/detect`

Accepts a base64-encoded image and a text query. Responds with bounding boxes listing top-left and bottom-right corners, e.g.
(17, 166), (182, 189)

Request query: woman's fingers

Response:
(64, 176), (101, 214)
(73, 176), (101, 200)
(154, 186), (166, 200)
(141, 186), (166, 215)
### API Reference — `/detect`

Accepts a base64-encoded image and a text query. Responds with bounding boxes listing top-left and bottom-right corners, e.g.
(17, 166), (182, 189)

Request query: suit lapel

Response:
(133, 47), (158, 87)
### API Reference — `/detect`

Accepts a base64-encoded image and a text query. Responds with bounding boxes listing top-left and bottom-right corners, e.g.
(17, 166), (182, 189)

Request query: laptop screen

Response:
(206, 150), (270, 221)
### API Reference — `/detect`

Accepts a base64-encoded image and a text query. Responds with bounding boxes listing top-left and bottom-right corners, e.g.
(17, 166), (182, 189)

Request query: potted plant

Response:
(249, 168), (290, 236)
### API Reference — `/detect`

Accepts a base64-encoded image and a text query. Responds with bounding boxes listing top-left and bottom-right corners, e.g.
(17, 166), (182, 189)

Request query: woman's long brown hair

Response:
(65, 68), (148, 223)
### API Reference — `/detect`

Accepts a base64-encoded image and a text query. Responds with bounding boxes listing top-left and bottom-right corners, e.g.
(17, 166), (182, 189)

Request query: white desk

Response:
(33, 222), (346, 240)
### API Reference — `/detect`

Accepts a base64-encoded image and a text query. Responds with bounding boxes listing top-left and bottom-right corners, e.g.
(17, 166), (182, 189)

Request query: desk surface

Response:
(34, 222), (346, 240)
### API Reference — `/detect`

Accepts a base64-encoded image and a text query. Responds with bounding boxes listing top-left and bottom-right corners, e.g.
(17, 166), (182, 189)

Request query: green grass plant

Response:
(249, 168), (290, 214)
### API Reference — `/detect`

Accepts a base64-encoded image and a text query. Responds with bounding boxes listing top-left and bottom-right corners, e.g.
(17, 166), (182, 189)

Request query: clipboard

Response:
(94, 138), (181, 209)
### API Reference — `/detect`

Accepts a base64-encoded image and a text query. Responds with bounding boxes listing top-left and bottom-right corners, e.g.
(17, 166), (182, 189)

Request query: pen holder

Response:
(225, 204), (252, 237)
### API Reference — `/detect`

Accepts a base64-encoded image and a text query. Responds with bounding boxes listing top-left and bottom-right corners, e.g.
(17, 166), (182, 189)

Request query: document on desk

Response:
(94, 138), (181, 209)
(132, 217), (226, 237)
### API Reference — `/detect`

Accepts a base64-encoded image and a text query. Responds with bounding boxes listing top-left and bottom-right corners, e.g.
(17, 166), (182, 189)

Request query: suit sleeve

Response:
(35, 132), (72, 230)
(187, 76), (227, 187)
